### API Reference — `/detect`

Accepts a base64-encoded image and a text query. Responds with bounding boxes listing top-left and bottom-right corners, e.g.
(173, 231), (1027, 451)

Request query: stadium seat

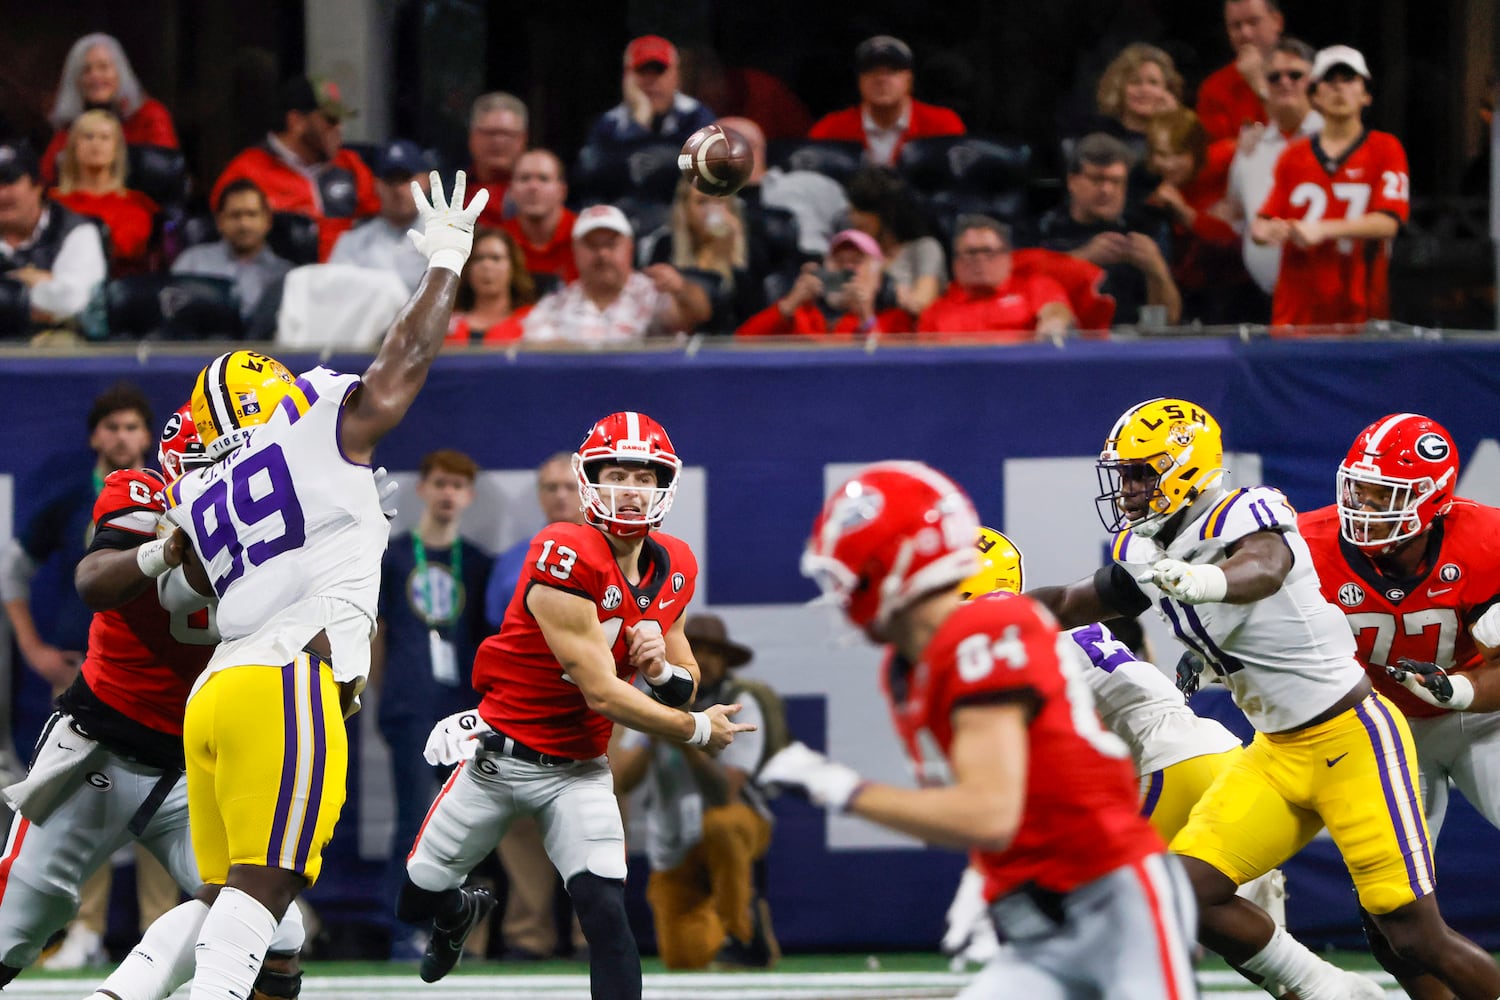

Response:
(102, 274), (167, 338)
(897, 135), (1032, 197)
(0, 278), (30, 338)
(928, 191), (1035, 250)
(126, 144), (189, 208)
(766, 139), (865, 186)
(755, 206), (803, 277)
(177, 214), (219, 250)
(268, 212), (321, 266)
(156, 274), (242, 340)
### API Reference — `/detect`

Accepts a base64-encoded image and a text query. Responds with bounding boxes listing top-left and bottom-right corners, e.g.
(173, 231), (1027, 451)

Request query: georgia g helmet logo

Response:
(826, 484), (884, 538)
(1414, 433), (1450, 462)
(160, 411), (182, 442)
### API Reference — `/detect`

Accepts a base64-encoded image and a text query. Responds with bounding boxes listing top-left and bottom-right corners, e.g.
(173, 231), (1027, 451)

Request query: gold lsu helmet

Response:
(1095, 397), (1224, 538)
(190, 350), (296, 462)
(958, 527), (1024, 599)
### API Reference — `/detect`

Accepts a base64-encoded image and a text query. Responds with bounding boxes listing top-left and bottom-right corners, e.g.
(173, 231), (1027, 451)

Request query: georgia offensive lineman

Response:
(761, 462), (1199, 999)
(1303, 413), (1500, 999)
(404, 412), (753, 999)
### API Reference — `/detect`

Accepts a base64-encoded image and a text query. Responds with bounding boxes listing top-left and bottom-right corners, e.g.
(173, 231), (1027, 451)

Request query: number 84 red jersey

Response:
(474, 522), (698, 759)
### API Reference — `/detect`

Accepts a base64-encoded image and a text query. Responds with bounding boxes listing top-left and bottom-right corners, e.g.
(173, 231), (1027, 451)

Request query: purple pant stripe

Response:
(1354, 701), (1423, 896)
(266, 661), (299, 864)
(293, 660), (329, 872)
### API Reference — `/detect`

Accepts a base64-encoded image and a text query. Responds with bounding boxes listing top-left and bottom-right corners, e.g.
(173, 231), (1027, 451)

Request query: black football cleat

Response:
(420, 886), (495, 983)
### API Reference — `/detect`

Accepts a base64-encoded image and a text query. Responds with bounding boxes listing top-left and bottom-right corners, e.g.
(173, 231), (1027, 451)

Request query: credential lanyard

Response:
(412, 534), (462, 685)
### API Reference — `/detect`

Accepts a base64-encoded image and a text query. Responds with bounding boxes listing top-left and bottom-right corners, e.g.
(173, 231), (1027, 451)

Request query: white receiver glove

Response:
(408, 170), (489, 276)
(372, 466), (399, 520)
(758, 741), (866, 812)
(942, 865), (1001, 969)
(423, 709), (493, 766)
(1138, 558), (1227, 604)
(1472, 604), (1500, 650)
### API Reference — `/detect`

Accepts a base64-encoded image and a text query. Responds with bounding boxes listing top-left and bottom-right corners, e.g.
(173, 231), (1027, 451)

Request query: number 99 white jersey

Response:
(165, 367), (389, 689)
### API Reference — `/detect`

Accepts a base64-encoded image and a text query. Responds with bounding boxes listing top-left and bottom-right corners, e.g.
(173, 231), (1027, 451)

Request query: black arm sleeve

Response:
(1093, 563), (1152, 618)
(647, 666), (696, 708)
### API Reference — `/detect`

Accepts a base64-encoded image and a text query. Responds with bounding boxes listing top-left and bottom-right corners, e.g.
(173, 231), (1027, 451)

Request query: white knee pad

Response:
(268, 897), (306, 953)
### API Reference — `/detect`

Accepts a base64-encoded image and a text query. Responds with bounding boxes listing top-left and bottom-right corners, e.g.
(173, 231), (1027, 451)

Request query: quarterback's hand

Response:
(408, 170), (489, 275)
(1175, 649), (1205, 697)
(758, 741), (865, 812)
(1388, 658), (1474, 711)
(1138, 558), (1228, 604)
(372, 466), (399, 520)
(423, 709), (493, 766)
(699, 702), (756, 752)
(625, 621), (667, 678)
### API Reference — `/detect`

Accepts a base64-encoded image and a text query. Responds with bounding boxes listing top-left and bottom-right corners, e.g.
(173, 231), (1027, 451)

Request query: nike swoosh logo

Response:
(1428, 588), (1453, 598)
(1326, 753), (1348, 767)
(658, 598), (676, 609)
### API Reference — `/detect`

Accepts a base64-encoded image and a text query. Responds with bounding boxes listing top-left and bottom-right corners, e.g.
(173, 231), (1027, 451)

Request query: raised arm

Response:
(338, 171), (489, 465)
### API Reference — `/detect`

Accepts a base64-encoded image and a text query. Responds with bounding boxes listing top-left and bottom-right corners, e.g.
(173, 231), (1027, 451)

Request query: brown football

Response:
(678, 123), (754, 196)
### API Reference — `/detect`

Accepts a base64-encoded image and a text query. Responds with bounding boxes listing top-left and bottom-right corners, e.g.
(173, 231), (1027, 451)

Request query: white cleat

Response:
(40, 923), (105, 970)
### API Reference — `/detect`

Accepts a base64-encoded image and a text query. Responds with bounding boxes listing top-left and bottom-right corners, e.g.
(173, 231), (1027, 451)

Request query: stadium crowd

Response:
(0, 0), (1438, 346)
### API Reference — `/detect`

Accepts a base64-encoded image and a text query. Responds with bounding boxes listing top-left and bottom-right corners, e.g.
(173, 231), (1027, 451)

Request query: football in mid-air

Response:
(678, 124), (753, 196)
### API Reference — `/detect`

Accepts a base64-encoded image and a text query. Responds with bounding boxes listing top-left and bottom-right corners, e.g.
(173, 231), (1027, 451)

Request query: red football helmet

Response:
(1338, 413), (1459, 551)
(802, 461), (980, 639)
(573, 411), (683, 537)
(158, 403), (210, 484)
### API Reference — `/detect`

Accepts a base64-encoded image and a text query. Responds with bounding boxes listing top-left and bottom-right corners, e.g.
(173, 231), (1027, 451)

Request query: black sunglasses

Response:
(1266, 70), (1306, 84)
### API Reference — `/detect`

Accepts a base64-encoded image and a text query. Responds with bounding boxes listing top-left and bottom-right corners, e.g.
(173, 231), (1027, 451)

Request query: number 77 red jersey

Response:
(884, 592), (1162, 902)
(473, 521), (698, 760)
(1258, 129), (1409, 327)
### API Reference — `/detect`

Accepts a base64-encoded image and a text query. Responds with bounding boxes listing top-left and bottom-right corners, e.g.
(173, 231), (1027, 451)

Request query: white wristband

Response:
(427, 249), (468, 276)
(135, 538), (171, 578)
(687, 711), (711, 747)
(644, 661), (672, 686)
(1448, 674), (1476, 711)
(1198, 564), (1229, 603)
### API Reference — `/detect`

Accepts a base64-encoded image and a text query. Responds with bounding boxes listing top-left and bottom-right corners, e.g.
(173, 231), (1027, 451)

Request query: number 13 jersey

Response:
(473, 521), (698, 760)
(165, 367), (388, 692)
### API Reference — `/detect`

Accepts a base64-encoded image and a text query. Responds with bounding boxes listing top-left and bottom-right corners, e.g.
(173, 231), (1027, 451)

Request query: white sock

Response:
(90, 899), (209, 1000)
(1241, 926), (1341, 998)
(188, 887), (278, 1000)
(268, 899), (305, 954)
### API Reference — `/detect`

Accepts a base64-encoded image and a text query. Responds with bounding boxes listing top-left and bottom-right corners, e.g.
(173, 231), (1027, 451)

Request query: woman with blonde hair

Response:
(641, 178), (763, 328)
(41, 33), (178, 184)
(444, 227), (539, 344)
(50, 110), (159, 277)
(1097, 44), (1184, 139)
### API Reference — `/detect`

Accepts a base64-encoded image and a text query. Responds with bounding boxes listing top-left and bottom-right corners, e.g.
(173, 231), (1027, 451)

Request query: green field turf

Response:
(2, 951), (1413, 998)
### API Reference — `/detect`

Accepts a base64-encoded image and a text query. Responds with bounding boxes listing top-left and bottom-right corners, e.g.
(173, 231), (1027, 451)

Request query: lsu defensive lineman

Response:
(124, 172), (488, 1000)
(1029, 397), (1500, 1000)
(945, 529), (1296, 998)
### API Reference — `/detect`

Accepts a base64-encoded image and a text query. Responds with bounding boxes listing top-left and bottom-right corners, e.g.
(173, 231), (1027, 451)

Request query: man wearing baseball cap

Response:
(585, 35), (717, 150)
(329, 139), (436, 291)
(736, 227), (913, 336)
(612, 615), (786, 969)
(522, 203), (709, 342)
(808, 35), (965, 166)
(1251, 45), (1410, 330)
(211, 75), (380, 262)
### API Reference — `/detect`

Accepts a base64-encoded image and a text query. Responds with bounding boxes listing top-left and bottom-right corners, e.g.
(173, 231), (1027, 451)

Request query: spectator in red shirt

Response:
(500, 149), (577, 283)
(1251, 46), (1409, 330)
(41, 33), (178, 185)
(918, 216), (1073, 340)
(807, 36), (965, 166)
(1196, 0), (1284, 142)
(736, 228), (912, 337)
(1142, 108), (1250, 322)
(210, 76), (380, 262)
(444, 228), (538, 345)
(468, 92), (528, 228)
(49, 110), (158, 277)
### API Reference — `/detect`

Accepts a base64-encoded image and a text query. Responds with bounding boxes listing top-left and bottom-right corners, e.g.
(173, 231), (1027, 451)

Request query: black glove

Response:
(1174, 649), (1205, 697)
(1389, 657), (1453, 702)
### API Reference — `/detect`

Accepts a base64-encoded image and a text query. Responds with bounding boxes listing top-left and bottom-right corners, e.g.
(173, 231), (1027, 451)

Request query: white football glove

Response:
(372, 466), (399, 520)
(1137, 558), (1227, 604)
(758, 741), (865, 812)
(942, 866), (1001, 969)
(423, 709), (493, 766)
(1472, 604), (1500, 650)
(408, 170), (489, 276)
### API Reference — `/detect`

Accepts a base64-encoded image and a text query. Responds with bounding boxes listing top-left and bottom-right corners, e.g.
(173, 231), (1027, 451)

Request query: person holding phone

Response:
(734, 228), (911, 336)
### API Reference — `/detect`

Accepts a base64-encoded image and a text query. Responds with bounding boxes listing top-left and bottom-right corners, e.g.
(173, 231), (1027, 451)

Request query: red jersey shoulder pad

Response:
(93, 468), (166, 535)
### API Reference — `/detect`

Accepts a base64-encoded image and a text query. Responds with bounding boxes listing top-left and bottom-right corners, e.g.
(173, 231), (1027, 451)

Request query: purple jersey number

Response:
(189, 444), (305, 596)
(1067, 622), (1139, 673)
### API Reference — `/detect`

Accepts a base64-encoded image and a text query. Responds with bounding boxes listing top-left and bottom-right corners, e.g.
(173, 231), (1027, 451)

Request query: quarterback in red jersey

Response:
(761, 461), (1197, 999)
(1251, 46), (1409, 328)
(401, 412), (752, 996)
(1304, 412), (1500, 999)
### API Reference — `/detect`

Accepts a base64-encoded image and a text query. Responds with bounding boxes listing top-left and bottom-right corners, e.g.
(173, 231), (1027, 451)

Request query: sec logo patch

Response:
(601, 586), (622, 611)
(1337, 582), (1365, 607)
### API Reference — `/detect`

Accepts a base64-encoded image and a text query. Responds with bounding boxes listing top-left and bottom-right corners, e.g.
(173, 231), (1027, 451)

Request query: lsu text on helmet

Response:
(190, 350), (296, 463)
(158, 403), (210, 484)
(1338, 412), (1458, 552)
(1096, 397), (1224, 538)
(573, 411), (682, 538)
(802, 461), (979, 640)
(958, 527), (1025, 600)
